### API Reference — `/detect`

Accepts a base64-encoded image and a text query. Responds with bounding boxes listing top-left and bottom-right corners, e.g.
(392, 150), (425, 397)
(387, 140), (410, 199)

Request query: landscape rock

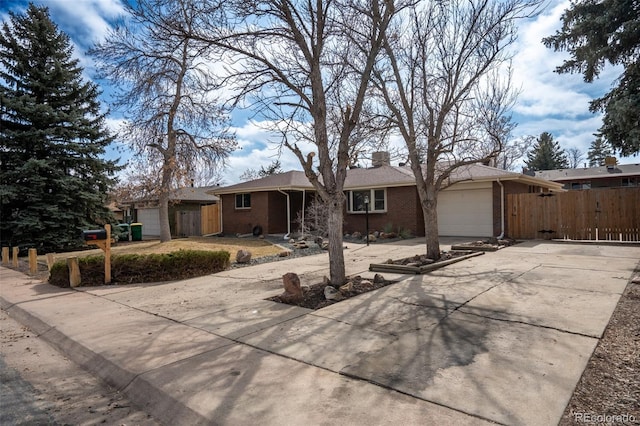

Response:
(367, 234), (377, 242)
(339, 282), (353, 293)
(359, 280), (374, 290)
(324, 285), (343, 301)
(321, 241), (329, 250)
(235, 249), (252, 263)
(281, 272), (303, 303)
(352, 231), (362, 239)
(278, 251), (291, 257)
(373, 273), (385, 284)
(293, 241), (309, 249)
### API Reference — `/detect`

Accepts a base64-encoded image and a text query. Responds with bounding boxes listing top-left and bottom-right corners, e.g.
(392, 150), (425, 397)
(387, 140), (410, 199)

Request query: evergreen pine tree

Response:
(524, 132), (569, 171)
(0, 4), (121, 252)
(587, 136), (614, 167)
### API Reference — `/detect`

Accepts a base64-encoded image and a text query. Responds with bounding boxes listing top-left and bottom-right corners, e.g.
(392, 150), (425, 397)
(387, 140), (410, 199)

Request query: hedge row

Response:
(49, 250), (230, 287)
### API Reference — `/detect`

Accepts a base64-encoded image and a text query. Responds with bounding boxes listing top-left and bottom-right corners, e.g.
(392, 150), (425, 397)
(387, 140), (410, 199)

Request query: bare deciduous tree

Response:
(188, 0), (400, 285)
(373, 0), (541, 259)
(91, 0), (236, 242)
(567, 147), (584, 169)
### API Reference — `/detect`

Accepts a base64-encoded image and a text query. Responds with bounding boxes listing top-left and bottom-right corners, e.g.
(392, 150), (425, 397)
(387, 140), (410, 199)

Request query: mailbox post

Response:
(82, 224), (111, 284)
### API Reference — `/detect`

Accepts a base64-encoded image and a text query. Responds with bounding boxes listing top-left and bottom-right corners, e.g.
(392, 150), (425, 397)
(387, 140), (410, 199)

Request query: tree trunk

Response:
(158, 158), (173, 243)
(326, 197), (346, 287)
(158, 191), (171, 242)
(422, 183), (440, 260)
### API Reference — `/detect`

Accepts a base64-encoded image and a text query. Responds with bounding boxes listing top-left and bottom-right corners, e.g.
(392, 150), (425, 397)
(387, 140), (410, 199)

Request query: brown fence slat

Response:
(201, 203), (220, 235)
(507, 188), (640, 241)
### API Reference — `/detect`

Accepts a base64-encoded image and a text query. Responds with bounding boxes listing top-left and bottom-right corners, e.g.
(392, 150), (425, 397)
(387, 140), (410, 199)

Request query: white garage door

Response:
(437, 187), (493, 237)
(136, 208), (161, 237)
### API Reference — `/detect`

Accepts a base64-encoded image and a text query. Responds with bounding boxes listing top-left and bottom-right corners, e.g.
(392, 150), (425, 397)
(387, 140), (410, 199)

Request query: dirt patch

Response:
(269, 274), (396, 310)
(559, 275), (640, 425)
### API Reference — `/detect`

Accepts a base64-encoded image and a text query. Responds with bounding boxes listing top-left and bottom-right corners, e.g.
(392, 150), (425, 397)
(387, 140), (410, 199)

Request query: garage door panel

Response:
(437, 188), (493, 237)
(137, 209), (161, 237)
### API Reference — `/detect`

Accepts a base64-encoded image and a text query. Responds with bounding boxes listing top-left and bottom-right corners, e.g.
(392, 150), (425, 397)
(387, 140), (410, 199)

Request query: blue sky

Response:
(2, 0), (637, 185)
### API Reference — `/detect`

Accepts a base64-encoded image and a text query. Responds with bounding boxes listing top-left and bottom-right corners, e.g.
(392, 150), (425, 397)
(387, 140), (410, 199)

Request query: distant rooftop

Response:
(533, 163), (640, 181)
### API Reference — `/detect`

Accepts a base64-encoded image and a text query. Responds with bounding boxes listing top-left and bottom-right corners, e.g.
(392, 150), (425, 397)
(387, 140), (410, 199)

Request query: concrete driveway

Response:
(1, 238), (638, 425)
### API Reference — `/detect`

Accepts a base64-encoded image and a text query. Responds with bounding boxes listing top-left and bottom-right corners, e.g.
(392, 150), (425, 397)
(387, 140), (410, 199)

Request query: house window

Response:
(235, 193), (251, 209)
(622, 177), (637, 187)
(347, 189), (386, 213)
(570, 181), (591, 190)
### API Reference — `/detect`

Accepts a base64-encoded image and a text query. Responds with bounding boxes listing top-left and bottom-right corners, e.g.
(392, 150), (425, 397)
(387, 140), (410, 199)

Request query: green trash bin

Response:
(130, 223), (143, 241)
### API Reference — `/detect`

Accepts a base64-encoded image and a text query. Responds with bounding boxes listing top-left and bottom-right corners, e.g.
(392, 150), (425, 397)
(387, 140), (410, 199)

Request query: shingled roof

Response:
(211, 163), (564, 194)
(533, 163), (640, 181)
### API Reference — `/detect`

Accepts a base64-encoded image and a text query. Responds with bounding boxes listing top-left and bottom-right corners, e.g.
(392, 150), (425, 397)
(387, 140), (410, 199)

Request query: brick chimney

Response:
(371, 151), (390, 167)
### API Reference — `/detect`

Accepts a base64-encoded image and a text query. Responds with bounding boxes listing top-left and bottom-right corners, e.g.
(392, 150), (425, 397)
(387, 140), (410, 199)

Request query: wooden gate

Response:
(176, 210), (201, 237)
(507, 188), (640, 241)
(201, 203), (221, 235)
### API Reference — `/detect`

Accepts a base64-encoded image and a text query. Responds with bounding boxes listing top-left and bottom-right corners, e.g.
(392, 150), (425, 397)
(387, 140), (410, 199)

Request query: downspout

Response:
(301, 190), (306, 239)
(277, 188), (291, 239)
(496, 179), (505, 239)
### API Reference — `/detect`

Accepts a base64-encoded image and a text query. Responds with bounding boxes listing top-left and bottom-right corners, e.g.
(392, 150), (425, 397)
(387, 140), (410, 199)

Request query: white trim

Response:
(346, 188), (387, 214)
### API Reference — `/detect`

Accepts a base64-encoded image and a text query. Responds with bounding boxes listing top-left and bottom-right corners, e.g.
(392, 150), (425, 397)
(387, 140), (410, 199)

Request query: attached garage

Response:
(437, 182), (493, 237)
(136, 208), (161, 238)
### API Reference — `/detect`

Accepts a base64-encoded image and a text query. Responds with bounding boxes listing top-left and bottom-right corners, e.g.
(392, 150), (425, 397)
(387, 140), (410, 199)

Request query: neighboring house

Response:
(122, 186), (220, 238)
(211, 155), (564, 238)
(532, 162), (640, 190)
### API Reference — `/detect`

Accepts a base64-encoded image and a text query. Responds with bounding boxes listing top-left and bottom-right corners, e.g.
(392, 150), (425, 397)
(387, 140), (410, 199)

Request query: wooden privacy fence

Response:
(507, 188), (640, 241)
(201, 203), (221, 235)
(175, 204), (220, 237)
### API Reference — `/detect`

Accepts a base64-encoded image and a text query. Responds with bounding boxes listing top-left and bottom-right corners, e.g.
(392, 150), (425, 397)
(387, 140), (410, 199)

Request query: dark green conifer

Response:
(0, 4), (121, 251)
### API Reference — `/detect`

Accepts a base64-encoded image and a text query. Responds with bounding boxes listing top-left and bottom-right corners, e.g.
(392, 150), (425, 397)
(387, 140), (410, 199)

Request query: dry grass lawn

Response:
(39, 237), (284, 264)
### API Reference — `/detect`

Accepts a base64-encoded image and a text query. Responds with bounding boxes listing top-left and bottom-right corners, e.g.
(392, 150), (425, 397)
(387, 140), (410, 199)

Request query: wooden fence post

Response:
(1, 247), (8, 265)
(12, 247), (19, 268)
(104, 224), (111, 284)
(46, 253), (55, 271)
(67, 257), (81, 287)
(28, 248), (37, 275)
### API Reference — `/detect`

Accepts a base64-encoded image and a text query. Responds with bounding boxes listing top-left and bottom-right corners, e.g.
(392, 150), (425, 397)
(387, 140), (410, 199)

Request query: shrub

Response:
(398, 227), (413, 239)
(49, 250), (230, 287)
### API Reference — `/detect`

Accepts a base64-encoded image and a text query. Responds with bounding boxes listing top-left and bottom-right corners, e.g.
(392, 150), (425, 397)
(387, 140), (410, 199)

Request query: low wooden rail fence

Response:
(507, 187), (640, 241)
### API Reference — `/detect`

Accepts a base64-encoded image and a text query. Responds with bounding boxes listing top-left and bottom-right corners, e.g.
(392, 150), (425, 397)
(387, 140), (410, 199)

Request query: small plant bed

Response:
(450, 238), (518, 252)
(369, 250), (484, 274)
(268, 274), (397, 310)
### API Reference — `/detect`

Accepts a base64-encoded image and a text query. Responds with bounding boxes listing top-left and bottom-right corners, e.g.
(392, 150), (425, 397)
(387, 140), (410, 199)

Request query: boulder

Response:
(324, 286), (343, 301)
(281, 272), (303, 303)
(235, 249), (252, 263)
(352, 231), (362, 239)
(321, 241), (329, 250)
(367, 234), (377, 242)
(373, 273), (385, 284)
(359, 280), (374, 290)
(278, 250), (291, 257)
(339, 282), (354, 293)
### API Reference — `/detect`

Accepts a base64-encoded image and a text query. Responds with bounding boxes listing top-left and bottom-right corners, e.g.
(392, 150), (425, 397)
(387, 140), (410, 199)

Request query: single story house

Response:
(122, 186), (220, 238)
(532, 162), (640, 190)
(211, 157), (564, 238)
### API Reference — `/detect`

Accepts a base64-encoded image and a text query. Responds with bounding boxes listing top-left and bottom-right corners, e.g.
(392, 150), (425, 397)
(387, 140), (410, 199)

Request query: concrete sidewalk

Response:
(1, 239), (638, 425)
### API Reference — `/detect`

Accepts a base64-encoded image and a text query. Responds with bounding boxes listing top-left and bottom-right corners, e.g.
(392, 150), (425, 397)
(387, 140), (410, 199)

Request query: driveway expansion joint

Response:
(456, 309), (601, 339)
